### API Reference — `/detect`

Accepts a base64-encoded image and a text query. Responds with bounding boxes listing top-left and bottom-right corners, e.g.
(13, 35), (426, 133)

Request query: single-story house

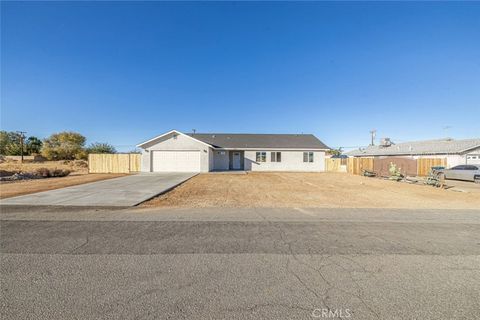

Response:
(346, 138), (480, 167)
(137, 130), (330, 172)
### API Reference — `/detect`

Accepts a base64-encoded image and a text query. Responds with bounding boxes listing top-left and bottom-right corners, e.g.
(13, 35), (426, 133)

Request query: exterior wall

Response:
(140, 133), (210, 172)
(140, 149), (151, 172)
(244, 150), (325, 172)
(466, 147), (480, 165)
(212, 150), (230, 171)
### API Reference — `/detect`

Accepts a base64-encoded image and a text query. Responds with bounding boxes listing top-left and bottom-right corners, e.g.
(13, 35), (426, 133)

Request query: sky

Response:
(1, 1), (479, 152)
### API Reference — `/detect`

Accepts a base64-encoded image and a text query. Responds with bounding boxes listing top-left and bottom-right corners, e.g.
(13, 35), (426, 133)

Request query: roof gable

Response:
(136, 130), (213, 148)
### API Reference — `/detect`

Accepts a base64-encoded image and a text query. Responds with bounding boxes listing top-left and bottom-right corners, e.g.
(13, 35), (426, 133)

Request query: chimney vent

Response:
(380, 138), (392, 147)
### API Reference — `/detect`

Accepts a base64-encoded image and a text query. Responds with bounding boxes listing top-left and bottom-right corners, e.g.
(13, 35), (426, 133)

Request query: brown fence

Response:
(88, 153), (141, 173)
(347, 157), (374, 175)
(374, 157), (417, 177)
(345, 157), (447, 176)
(417, 158), (447, 176)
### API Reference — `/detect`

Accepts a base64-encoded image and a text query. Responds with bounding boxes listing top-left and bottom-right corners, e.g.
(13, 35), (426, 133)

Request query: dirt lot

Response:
(0, 160), (88, 176)
(143, 172), (480, 209)
(0, 174), (126, 199)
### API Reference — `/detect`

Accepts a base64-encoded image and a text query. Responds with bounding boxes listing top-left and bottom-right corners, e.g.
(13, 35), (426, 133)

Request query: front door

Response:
(232, 152), (241, 169)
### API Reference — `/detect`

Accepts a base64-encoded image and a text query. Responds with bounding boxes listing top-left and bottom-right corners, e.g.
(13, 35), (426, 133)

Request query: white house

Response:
(136, 130), (330, 173)
(346, 138), (480, 167)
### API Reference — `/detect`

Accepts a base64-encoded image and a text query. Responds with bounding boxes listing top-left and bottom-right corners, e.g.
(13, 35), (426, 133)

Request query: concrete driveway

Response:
(0, 173), (197, 207)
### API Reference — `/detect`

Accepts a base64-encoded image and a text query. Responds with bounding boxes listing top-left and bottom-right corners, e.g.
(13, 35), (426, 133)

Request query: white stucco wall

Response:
(466, 147), (480, 165)
(244, 150), (325, 172)
(139, 133), (211, 172)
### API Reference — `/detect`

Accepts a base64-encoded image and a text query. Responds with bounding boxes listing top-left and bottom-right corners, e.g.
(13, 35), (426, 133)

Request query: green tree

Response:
(87, 142), (117, 154)
(25, 136), (43, 155)
(329, 148), (343, 157)
(0, 131), (24, 155)
(41, 131), (86, 160)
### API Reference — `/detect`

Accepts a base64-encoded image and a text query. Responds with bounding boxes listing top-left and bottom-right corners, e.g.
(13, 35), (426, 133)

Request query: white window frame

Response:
(271, 152), (281, 162)
(303, 151), (314, 163)
(256, 151), (267, 162)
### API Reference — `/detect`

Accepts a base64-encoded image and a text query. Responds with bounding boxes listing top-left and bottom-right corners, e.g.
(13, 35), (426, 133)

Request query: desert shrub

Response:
(87, 142), (116, 154)
(75, 150), (88, 160)
(34, 168), (71, 178)
(74, 160), (88, 168)
(35, 167), (52, 177)
(51, 169), (71, 177)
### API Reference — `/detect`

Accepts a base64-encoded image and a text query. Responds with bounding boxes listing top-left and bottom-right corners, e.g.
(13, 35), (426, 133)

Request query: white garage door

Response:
(152, 151), (201, 172)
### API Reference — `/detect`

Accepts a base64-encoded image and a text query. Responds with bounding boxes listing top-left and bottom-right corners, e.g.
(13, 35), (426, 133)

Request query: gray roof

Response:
(346, 138), (480, 157)
(187, 133), (329, 149)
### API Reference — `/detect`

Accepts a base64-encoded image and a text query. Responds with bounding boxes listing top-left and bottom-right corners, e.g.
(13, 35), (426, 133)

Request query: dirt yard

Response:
(0, 160), (89, 176)
(0, 174), (126, 199)
(142, 172), (480, 209)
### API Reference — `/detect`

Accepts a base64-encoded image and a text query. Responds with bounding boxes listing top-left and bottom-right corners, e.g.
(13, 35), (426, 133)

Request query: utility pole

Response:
(16, 131), (26, 163)
(369, 129), (376, 146)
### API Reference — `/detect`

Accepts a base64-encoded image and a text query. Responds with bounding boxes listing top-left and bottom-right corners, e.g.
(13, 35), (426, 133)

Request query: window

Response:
(271, 152), (281, 162)
(256, 152), (266, 162)
(303, 152), (314, 163)
(465, 165), (479, 170)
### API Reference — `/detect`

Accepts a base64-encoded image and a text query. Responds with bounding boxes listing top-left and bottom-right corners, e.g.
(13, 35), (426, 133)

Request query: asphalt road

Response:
(1, 206), (480, 320)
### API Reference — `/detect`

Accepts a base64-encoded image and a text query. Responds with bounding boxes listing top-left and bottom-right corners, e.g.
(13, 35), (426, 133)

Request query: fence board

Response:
(347, 158), (374, 175)
(417, 158), (447, 176)
(325, 158), (341, 172)
(88, 153), (140, 173)
(129, 154), (141, 172)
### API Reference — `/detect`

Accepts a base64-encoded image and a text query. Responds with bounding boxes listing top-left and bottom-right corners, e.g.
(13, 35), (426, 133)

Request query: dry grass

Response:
(0, 160), (88, 176)
(0, 173), (126, 199)
(142, 172), (480, 209)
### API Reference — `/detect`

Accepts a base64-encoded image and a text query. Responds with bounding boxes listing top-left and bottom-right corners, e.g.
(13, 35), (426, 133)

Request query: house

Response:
(346, 138), (480, 167)
(136, 130), (330, 172)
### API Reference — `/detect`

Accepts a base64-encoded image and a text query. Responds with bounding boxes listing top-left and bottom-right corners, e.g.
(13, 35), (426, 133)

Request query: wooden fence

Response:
(325, 158), (341, 172)
(347, 157), (374, 175)
(417, 158), (447, 176)
(88, 153), (141, 173)
(340, 157), (447, 176)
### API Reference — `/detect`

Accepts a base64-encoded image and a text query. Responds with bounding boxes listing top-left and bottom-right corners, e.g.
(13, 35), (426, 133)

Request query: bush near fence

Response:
(88, 153), (141, 173)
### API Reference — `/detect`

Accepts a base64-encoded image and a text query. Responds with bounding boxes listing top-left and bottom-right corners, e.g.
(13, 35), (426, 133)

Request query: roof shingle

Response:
(187, 133), (329, 149)
(346, 138), (480, 156)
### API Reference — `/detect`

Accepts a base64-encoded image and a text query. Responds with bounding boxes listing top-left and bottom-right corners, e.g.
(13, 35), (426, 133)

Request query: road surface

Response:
(1, 206), (479, 319)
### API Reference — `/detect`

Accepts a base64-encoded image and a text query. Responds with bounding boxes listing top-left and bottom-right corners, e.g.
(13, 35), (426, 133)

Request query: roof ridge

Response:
(187, 133), (315, 136)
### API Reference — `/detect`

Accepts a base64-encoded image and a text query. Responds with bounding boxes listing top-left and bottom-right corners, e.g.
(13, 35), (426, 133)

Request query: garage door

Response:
(152, 151), (201, 172)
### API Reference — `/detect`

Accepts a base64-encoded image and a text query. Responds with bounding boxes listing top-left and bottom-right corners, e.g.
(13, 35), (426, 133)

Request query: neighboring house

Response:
(137, 130), (330, 172)
(346, 138), (480, 167)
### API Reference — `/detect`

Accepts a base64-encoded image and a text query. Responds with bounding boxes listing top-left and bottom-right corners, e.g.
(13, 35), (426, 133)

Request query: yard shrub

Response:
(35, 167), (51, 177)
(34, 168), (71, 178)
(51, 169), (71, 177)
(87, 142), (116, 154)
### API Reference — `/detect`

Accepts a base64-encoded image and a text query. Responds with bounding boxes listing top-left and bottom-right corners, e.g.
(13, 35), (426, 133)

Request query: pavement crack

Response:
(69, 235), (90, 254)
